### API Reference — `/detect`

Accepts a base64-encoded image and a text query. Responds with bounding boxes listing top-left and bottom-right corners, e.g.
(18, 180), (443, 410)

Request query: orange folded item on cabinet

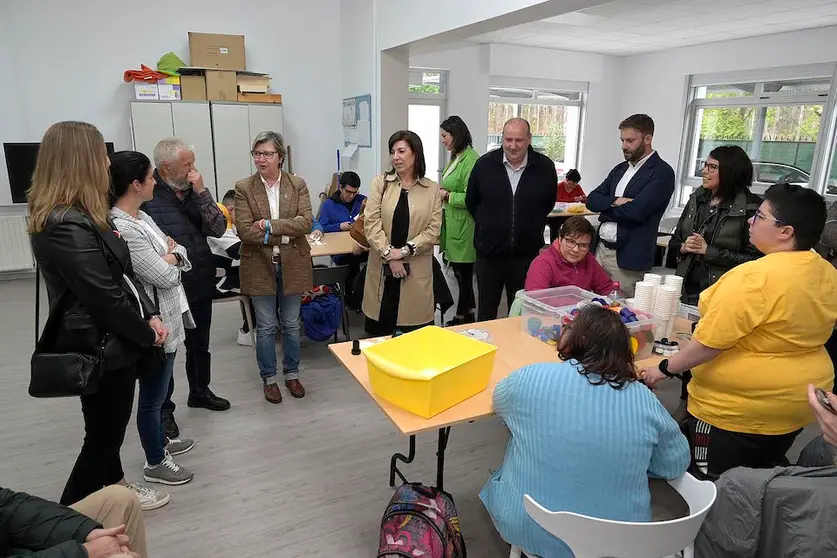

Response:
(123, 65), (167, 83)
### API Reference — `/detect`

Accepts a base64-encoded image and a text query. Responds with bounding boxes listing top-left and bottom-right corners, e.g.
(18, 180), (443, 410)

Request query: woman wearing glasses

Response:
(524, 216), (612, 294)
(641, 184), (837, 479)
(234, 131), (313, 404)
(668, 146), (763, 418)
(670, 145), (762, 306)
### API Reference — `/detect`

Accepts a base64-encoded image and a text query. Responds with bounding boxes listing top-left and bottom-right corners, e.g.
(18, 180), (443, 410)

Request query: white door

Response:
(171, 102), (217, 197)
(408, 101), (446, 184)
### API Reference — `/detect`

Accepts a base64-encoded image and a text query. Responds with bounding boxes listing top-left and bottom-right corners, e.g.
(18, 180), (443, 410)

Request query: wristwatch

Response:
(400, 246), (410, 258)
(658, 358), (681, 379)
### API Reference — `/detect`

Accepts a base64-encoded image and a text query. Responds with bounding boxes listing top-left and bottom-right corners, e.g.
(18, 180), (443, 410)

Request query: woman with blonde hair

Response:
(28, 121), (167, 506)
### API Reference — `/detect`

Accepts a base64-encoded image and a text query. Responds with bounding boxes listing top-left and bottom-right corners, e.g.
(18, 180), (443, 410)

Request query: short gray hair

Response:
(252, 131), (286, 163)
(153, 137), (194, 167)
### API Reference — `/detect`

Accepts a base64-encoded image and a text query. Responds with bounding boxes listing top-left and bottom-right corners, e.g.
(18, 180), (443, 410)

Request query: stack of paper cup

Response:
(663, 275), (684, 317)
(633, 282), (656, 312)
(653, 285), (678, 326)
(644, 273), (662, 286)
(644, 273), (662, 302)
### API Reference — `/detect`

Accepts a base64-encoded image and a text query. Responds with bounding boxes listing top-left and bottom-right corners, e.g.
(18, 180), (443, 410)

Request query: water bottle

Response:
(608, 282), (626, 304)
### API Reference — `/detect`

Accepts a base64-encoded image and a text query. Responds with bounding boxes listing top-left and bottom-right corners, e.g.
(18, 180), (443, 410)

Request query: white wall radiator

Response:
(0, 215), (34, 272)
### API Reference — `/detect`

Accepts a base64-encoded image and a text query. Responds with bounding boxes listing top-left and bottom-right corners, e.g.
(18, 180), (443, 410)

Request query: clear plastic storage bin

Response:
(520, 286), (662, 360)
(519, 286), (598, 346)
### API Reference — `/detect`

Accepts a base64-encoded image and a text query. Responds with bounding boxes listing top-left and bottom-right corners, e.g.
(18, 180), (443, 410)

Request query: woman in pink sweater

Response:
(525, 216), (613, 294)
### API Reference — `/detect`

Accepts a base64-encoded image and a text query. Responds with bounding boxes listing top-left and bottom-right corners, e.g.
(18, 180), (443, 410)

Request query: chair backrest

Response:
(658, 217), (679, 236)
(523, 473), (717, 558)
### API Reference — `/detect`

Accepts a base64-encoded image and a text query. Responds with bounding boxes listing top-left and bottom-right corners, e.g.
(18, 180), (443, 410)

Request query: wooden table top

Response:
(548, 208), (598, 217)
(329, 316), (692, 436)
(308, 231), (357, 258)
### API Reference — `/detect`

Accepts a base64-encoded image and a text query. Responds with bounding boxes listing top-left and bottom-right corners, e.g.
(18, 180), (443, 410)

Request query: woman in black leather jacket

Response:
(671, 145), (762, 305)
(669, 145), (762, 415)
(27, 121), (168, 506)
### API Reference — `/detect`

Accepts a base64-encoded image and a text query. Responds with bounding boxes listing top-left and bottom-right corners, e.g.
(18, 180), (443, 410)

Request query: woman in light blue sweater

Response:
(480, 305), (690, 558)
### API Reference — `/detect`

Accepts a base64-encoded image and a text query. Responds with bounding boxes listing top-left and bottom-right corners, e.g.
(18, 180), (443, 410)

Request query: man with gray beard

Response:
(142, 138), (231, 440)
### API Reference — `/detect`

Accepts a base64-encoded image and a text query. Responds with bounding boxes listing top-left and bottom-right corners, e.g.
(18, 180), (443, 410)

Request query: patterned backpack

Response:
(378, 483), (467, 558)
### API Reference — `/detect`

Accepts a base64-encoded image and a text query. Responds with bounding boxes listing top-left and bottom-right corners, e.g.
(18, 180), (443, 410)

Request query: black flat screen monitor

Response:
(4, 142), (115, 203)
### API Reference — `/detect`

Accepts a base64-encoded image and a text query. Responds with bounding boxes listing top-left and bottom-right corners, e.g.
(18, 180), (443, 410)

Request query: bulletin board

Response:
(342, 94), (372, 148)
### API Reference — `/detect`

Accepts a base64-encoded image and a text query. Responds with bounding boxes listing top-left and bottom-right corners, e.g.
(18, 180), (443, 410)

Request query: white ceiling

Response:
(466, 0), (837, 56)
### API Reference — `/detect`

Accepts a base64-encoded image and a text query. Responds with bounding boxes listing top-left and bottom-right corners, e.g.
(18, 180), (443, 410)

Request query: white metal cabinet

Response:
(129, 101), (217, 197)
(210, 103), (254, 194)
(171, 102), (216, 197)
(129, 102), (173, 162)
(247, 104), (284, 146)
(211, 103), (285, 191)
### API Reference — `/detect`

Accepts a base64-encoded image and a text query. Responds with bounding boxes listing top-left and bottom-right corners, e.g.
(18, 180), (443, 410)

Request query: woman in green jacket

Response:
(439, 116), (479, 325)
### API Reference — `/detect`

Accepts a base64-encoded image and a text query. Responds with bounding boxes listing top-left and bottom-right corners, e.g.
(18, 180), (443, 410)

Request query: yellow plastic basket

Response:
(362, 326), (497, 418)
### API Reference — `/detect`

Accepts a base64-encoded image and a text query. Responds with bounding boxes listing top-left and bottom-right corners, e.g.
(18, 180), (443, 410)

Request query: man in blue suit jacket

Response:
(587, 114), (674, 296)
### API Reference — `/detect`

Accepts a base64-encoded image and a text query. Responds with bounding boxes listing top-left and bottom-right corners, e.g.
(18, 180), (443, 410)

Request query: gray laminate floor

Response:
(0, 273), (820, 557)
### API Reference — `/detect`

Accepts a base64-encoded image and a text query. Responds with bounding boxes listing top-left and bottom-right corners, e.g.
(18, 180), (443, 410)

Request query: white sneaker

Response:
(237, 328), (253, 346)
(127, 483), (170, 511)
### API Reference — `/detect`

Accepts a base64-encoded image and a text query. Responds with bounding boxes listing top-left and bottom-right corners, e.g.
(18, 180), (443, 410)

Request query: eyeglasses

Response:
(702, 162), (719, 173)
(753, 209), (786, 225)
(342, 188), (359, 196)
(251, 151), (278, 159)
(561, 237), (591, 251)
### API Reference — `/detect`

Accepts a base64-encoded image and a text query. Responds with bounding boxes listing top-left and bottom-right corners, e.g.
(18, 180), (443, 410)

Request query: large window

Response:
(487, 86), (585, 179)
(678, 69), (837, 205)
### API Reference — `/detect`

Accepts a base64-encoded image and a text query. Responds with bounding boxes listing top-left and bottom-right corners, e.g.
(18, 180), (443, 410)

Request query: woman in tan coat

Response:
(234, 131), (313, 404)
(363, 130), (443, 336)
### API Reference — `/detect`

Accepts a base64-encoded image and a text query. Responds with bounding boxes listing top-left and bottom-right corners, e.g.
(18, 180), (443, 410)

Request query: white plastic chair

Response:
(509, 473), (717, 558)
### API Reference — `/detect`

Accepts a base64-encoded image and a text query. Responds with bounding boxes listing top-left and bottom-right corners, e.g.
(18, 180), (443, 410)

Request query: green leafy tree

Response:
(542, 121), (566, 162)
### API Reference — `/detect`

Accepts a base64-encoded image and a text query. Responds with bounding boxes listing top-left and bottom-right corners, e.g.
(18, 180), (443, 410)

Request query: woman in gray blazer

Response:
(109, 151), (196, 510)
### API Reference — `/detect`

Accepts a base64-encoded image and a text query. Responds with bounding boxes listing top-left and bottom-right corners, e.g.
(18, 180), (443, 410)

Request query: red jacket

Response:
(525, 244), (613, 294)
(556, 180), (587, 203)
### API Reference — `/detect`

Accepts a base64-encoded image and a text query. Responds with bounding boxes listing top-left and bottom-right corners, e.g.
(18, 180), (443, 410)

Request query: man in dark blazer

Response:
(587, 114), (675, 297)
(466, 118), (557, 321)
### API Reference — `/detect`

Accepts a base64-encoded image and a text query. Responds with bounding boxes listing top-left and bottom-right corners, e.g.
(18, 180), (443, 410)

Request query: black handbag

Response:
(29, 266), (107, 398)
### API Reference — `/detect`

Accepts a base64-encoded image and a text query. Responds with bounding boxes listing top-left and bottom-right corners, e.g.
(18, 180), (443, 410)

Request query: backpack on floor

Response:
(377, 483), (466, 558)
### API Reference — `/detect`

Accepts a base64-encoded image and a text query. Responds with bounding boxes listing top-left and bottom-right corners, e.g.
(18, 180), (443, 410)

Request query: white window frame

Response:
(488, 78), (588, 173)
(675, 63), (837, 207)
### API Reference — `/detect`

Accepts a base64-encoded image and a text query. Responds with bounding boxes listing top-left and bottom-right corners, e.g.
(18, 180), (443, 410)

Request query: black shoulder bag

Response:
(29, 266), (108, 398)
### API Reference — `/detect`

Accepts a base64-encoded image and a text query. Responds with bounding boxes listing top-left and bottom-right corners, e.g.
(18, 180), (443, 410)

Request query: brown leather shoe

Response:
(285, 379), (306, 399)
(264, 383), (282, 404)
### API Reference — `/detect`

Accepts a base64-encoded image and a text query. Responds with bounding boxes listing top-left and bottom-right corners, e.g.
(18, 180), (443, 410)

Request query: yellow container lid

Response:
(362, 326), (496, 380)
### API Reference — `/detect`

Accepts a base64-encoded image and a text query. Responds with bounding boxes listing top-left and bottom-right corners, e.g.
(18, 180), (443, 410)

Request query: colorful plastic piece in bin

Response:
(526, 316), (562, 345)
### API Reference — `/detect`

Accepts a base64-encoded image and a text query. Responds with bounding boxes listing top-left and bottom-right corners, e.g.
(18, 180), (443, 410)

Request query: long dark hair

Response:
(108, 150), (152, 206)
(708, 145), (753, 203)
(440, 115), (472, 160)
(387, 130), (426, 180)
(558, 305), (636, 390)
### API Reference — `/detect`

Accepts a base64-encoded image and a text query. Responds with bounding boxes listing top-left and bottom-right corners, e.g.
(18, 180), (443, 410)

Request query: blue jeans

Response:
(137, 352), (176, 466)
(252, 264), (302, 384)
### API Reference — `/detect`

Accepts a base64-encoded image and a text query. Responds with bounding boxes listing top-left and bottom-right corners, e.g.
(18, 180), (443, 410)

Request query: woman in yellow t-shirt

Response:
(641, 183), (837, 478)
